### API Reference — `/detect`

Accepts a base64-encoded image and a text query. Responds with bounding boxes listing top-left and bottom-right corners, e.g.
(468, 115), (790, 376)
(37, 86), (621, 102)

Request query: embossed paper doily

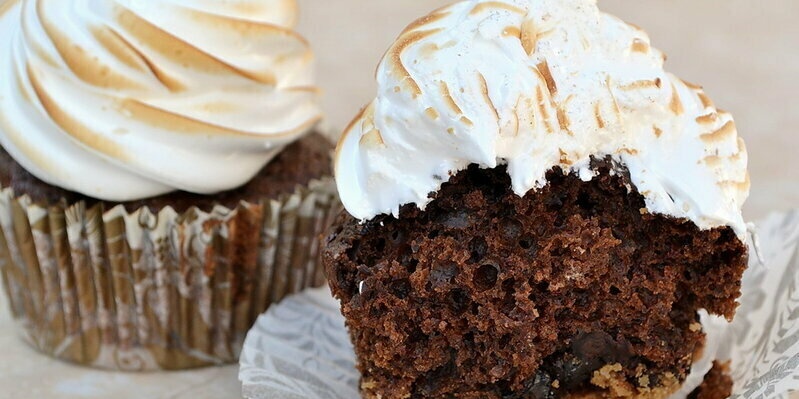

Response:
(240, 211), (799, 399)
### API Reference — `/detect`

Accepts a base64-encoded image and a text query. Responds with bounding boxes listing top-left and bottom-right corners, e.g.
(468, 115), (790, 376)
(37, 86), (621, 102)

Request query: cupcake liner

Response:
(0, 178), (340, 371)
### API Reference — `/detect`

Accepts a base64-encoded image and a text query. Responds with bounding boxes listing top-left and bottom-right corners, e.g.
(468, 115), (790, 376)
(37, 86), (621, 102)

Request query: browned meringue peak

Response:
(335, 0), (749, 238)
(0, 0), (321, 200)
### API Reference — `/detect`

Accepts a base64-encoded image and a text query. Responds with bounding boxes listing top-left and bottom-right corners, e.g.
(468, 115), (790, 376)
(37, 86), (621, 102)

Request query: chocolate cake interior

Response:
(324, 159), (747, 398)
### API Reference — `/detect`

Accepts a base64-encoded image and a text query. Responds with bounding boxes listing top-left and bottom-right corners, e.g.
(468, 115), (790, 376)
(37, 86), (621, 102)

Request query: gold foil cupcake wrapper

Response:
(0, 178), (340, 371)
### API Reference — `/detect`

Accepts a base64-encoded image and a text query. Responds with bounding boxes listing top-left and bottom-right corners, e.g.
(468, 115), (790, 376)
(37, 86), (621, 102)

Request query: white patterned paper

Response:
(240, 211), (799, 399)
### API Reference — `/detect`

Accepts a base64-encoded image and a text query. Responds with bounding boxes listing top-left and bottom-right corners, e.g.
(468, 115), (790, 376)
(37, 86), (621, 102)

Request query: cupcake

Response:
(0, 0), (340, 370)
(323, 0), (749, 398)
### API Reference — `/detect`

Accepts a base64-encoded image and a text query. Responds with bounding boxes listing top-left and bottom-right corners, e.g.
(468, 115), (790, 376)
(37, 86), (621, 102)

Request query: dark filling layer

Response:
(688, 361), (733, 399)
(323, 160), (747, 399)
(0, 132), (332, 212)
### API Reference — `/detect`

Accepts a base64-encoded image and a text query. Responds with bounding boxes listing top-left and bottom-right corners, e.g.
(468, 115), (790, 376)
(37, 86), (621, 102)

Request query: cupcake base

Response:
(0, 133), (341, 370)
(0, 133), (334, 212)
(323, 160), (747, 398)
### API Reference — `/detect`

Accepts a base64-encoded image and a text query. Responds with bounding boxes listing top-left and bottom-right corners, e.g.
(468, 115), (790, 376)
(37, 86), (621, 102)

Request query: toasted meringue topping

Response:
(336, 0), (749, 237)
(0, 0), (320, 201)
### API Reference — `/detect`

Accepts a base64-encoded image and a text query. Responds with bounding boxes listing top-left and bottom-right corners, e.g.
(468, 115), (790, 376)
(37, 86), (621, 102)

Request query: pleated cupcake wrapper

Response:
(0, 178), (340, 371)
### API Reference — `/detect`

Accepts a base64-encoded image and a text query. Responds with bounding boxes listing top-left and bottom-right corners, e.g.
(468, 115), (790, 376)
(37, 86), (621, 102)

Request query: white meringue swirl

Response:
(0, 0), (321, 201)
(336, 0), (749, 238)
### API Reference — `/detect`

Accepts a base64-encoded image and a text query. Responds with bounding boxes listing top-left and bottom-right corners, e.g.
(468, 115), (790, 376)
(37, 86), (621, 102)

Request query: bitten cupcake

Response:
(0, 0), (339, 370)
(324, 0), (749, 398)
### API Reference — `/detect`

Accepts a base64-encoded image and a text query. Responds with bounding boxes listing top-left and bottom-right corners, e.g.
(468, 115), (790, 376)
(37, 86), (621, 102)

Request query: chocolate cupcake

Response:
(324, 0), (749, 398)
(0, 0), (339, 370)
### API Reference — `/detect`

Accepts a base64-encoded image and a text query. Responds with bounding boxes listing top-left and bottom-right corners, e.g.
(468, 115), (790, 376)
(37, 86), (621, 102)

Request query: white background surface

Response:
(0, 1), (797, 398)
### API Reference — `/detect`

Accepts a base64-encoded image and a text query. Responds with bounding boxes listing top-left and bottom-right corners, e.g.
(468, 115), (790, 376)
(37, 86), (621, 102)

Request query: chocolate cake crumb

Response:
(323, 160), (747, 398)
(688, 361), (733, 399)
